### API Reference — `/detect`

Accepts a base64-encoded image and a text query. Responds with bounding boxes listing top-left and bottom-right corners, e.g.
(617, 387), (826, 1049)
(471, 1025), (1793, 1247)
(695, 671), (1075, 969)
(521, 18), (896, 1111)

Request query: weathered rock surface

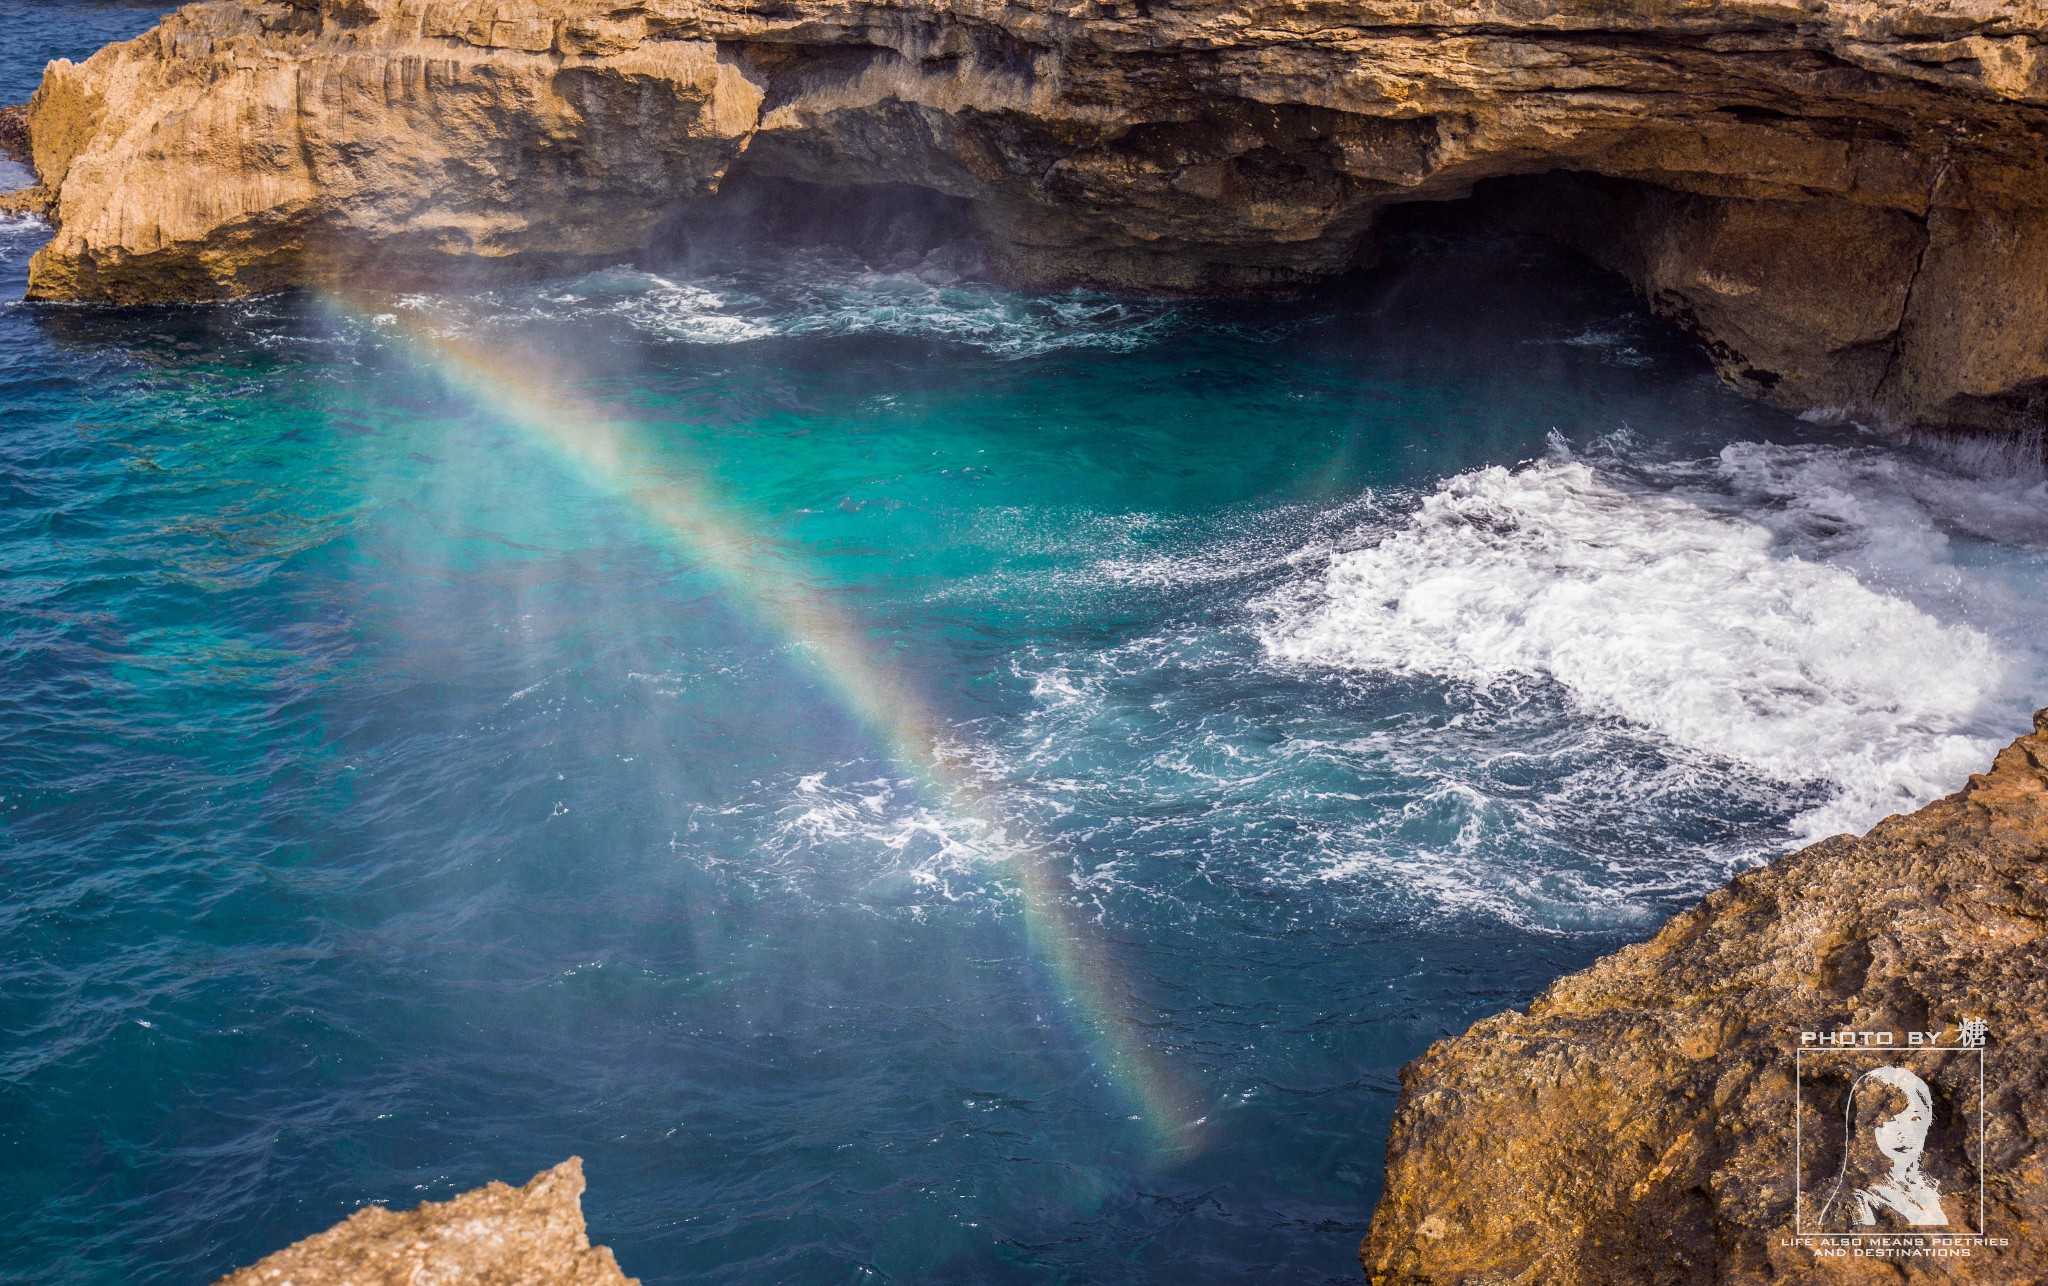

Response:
(1363, 712), (2048, 1285)
(9, 0), (2048, 435)
(0, 103), (42, 215)
(211, 1157), (638, 1285)
(0, 103), (29, 166)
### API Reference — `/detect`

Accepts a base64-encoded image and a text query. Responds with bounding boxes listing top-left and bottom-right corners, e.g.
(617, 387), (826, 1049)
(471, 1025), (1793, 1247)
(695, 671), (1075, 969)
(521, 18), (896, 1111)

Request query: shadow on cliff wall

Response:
(648, 176), (984, 278)
(1380, 171), (2048, 455)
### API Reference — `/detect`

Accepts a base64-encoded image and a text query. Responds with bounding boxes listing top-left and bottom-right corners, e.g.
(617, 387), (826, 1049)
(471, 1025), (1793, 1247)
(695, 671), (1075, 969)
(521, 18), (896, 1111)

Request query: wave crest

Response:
(1263, 455), (2021, 838)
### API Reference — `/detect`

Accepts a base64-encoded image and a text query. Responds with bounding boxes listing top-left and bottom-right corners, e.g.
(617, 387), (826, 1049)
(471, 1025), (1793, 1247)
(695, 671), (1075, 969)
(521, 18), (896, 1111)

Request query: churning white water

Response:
(1264, 436), (2048, 839)
(389, 256), (1181, 358)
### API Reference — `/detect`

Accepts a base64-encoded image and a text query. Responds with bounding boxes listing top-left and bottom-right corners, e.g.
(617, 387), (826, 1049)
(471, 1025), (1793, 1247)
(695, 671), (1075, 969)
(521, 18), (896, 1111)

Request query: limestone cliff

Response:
(210, 1157), (638, 1285)
(1362, 713), (2048, 1285)
(8, 1), (2048, 434)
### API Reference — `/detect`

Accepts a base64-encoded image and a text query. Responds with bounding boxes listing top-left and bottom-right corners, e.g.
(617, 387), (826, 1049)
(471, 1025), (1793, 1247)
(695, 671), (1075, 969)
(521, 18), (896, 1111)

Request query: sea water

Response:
(6, 5), (2048, 1282)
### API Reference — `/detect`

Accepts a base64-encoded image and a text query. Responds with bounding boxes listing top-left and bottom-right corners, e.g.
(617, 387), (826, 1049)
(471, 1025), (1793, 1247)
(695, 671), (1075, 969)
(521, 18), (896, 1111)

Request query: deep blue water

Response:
(6, 6), (2048, 1283)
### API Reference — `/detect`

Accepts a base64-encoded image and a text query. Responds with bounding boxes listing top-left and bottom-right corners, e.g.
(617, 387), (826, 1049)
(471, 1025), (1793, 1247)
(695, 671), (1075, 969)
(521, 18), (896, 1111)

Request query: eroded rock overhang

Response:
(12, 0), (2048, 436)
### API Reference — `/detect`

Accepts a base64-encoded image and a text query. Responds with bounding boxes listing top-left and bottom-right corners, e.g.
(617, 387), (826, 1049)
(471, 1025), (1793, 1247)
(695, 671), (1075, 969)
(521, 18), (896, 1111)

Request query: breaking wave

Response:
(1262, 437), (2047, 840)
(756, 432), (2048, 935)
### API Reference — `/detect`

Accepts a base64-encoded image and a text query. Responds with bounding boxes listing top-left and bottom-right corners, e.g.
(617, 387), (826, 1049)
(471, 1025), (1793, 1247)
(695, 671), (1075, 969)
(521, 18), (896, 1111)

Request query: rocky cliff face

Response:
(7, 0), (2048, 437)
(210, 1157), (637, 1285)
(1363, 712), (2048, 1285)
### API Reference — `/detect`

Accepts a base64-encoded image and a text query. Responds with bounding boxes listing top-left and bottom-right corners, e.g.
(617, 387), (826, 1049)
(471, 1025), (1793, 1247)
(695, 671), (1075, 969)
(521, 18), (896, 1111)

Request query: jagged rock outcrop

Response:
(8, 0), (2048, 435)
(0, 103), (41, 215)
(1362, 713), (2048, 1285)
(211, 1157), (638, 1285)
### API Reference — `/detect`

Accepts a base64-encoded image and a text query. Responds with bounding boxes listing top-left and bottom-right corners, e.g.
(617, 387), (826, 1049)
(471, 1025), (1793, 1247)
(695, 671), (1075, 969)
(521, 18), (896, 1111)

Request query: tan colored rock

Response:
(18, 2), (763, 301)
(211, 1157), (638, 1286)
(0, 187), (52, 217)
(1362, 712), (2048, 1284)
(12, 0), (2048, 437)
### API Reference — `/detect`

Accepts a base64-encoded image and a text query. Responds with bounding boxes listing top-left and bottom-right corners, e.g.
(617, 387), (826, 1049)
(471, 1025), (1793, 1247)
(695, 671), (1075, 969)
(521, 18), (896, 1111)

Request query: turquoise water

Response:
(7, 7), (2048, 1283)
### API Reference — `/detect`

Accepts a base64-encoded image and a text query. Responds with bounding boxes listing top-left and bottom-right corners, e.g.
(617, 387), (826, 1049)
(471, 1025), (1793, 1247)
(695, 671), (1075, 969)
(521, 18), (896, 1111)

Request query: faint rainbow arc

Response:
(321, 293), (1205, 1158)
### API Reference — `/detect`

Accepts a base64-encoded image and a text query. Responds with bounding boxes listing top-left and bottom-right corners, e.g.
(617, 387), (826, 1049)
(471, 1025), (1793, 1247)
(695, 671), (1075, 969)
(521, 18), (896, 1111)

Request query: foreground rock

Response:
(1363, 712), (2048, 1284)
(10, 0), (2048, 438)
(212, 1158), (637, 1285)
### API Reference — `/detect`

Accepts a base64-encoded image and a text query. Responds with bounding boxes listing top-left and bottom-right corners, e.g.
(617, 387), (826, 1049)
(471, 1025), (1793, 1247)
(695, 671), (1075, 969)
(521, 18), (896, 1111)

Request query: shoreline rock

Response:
(1363, 712), (2048, 1284)
(211, 1157), (638, 1285)
(0, 103), (29, 166)
(10, 0), (2048, 439)
(0, 101), (47, 215)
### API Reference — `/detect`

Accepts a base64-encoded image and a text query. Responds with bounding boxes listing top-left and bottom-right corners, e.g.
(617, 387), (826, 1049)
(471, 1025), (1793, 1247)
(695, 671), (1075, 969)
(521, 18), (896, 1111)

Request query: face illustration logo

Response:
(1794, 1021), (1988, 1242)
(1816, 1065), (1947, 1228)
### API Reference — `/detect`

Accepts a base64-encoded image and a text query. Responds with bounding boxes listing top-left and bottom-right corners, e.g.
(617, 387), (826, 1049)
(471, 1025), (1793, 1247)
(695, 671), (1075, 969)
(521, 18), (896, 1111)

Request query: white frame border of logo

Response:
(1794, 1043), (1985, 1237)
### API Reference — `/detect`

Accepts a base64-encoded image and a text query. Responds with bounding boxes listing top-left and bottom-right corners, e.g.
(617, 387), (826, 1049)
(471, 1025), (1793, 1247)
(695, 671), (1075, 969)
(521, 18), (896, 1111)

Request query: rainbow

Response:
(320, 292), (1207, 1158)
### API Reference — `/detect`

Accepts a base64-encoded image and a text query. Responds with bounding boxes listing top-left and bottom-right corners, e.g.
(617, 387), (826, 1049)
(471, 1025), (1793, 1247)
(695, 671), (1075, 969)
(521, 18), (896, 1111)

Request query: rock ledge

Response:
(212, 1157), (638, 1286)
(1364, 712), (2048, 1284)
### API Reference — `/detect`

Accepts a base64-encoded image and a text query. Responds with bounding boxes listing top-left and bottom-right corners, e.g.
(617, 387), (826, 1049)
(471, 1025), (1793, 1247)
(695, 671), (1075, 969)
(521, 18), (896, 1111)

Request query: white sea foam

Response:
(392, 255), (1180, 358)
(0, 157), (48, 248)
(1554, 326), (1653, 367)
(997, 621), (1790, 934)
(679, 437), (2046, 937)
(1263, 451), (2042, 839)
(1702, 438), (2048, 558)
(547, 274), (778, 345)
(698, 770), (1009, 913)
(0, 209), (49, 252)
